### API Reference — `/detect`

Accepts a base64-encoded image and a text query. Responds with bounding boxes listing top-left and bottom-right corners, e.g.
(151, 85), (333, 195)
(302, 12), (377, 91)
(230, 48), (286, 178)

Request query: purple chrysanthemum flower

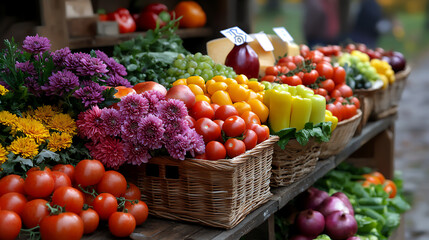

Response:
(63, 52), (91, 72)
(123, 141), (151, 165)
(75, 56), (108, 76)
(136, 114), (165, 150)
(51, 47), (71, 66)
(100, 108), (122, 137)
(95, 50), (127, 76)
(24, 76), (42, 97)
(73, 81), (105, 108)
(90, 137), (126, 169)
(42, 70), (79, 96)
(163, 119), (188, 138)
(141, 90), (166, 114)
(156, 98), (188, 122)
(106, 74), (132, 88)
(15, 61), (36, 75)
(183, 128), (205, 157)
(118, 94), (149, 119)
(120, 117), (141, 144)
(165, 133), (191, 160)
(22, 34), (51, 54)
(76, 105), (104, 140)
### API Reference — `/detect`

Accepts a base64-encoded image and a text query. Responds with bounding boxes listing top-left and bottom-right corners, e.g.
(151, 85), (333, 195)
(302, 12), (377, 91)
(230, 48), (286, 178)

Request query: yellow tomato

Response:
(224, 78), (238, 85)
(195, 94), (211, 103)
(172, 78), (187, 86)
(205, 79), (216, 90)
(247, 99), (269, 123)
(186, 76), (205, 89)
(247, 90), (259, 101)
(247, 81), (265, 92)
(233, 101), (252, 116)
(207, 81), (228, 95)
(212, 75), (227, 82)
(227, 83), (250, 102)
(188, 84), (204, 96)
(211, 90), (232, 106)
(256, 92), (264, 102)
(235, 74), (248, 84)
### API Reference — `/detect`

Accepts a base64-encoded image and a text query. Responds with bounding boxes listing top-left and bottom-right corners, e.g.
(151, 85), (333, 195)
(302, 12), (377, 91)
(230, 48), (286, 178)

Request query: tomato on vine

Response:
(0, 210), (21, 240)
(195, 117), (221, 143)
(24, 170), (55, 198)
(74, 159), (105, 187)
(223, 116), (246, 137)
(52, 164), (75, 183)
(21, 199), (49, 228)
(125, 200), (149, 225)
(205, 141), (226, 160)
(224, 138), (246, 158)
(79, 208), (99, 234)
(40, 212), (84, 240)
(123, 182), (141, 201)
(0, 192), (27, 215)
(96, 171), (127, 197)
(51, 186), (84, 214)
(319, 79), (335, 93)
(0, 174), (25, 197)
(214, 105), (238, 121)
(302, 69), (319, 85)
(108, 212), (136, 237)
(92, 193), (118, 220)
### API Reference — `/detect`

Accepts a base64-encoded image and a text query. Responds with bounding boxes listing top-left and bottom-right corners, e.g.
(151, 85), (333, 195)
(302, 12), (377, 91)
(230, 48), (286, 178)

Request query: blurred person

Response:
(303, 0), (340, 48)
(349, 0), (383, 48)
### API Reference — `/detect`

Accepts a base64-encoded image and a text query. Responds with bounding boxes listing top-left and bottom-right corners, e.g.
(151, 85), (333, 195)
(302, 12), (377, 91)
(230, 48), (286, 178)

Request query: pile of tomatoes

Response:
(188, 101), (270, 160)
(0, 159), (148, 239)
(361, 171), (397, 199)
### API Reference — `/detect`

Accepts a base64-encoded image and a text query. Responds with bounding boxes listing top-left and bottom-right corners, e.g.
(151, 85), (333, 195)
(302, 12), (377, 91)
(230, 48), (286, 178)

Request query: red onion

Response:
(317, 196), (350, 217)
(332, 192), (354, 215)
(325, 211), (358, 240)
(289, 235), (313, 240)
(347, 237), (361, 240)
(296, 209), (325, 238)
(301, 187), (329, 210)
(225, 43), (260, 78)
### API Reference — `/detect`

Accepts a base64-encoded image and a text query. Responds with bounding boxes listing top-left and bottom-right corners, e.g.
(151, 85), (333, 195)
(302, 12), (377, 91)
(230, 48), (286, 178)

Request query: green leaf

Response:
(296, 129), (310, 146)
(34, 149), (60, 164)
(387, 196), (411, 213)
(127, 64), (138, 72)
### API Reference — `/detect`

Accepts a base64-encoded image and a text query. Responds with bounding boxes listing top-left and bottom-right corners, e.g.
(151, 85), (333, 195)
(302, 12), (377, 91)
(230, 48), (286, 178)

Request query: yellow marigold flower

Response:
(0, 111), (18, 129)
(7, 137), (39, 159)
(47, 113), (77, 135)
(0, 145), (8, 165)
(47, 132), (72, 152)
(0, 85), (8, 96)
(16, 117), (50, 144)
(29, 105), (60, 124)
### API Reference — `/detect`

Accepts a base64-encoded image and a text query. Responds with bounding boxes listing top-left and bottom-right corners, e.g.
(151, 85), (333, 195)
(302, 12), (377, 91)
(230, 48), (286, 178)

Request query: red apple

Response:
(166, 85), (196, 109)
(133, 81), (167, 96)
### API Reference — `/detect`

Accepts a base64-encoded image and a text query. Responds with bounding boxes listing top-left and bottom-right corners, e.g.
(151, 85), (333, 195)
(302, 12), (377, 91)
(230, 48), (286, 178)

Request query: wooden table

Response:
(85, 115), (398, 240)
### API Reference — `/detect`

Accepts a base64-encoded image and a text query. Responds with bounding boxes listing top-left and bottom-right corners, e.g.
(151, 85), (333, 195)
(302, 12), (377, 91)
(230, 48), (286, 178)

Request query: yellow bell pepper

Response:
(227, 83), (250, 102)
(290, 96), (312, 131)
(287, 86), (297, 96)
(325, 110), (338, 132)
(269, 90), (292, 132)
(263, 89), (273, 107)
(248, 99), (269, 123)
(211, 90), (232, 106)
(309, 95), (326, 125)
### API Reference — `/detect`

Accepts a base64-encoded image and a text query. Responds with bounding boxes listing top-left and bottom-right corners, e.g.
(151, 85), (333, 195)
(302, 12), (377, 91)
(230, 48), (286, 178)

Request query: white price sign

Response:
(273, 27), (294, 43)
(220, 26), (253, 45)
(253, 32), (274, 52)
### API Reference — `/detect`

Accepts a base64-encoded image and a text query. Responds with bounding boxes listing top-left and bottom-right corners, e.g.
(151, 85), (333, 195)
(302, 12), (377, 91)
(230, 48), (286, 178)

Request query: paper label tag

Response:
(273, 27), (294, 43)
(220, 26), (253, 45)
(253, 32), (274, 52)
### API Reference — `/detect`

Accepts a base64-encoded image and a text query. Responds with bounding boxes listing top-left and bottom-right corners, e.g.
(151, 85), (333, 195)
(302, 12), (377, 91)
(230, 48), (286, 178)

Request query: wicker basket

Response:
(390, 66), (411, 107)
(319, 110), (362, 159)
(136, 136), (279, 229)
(270, 139), (321, 187)
(354, 82), (383, 135)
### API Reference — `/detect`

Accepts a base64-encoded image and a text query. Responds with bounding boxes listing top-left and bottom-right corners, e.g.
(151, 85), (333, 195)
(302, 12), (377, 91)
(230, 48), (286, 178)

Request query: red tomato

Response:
(184, 115), (196, 128)
(282, 61), (296, 71)
(333, 66), (346, 85)
(335, 84), (353, 98)
(307, 50), (324, 63)
(79, 208), (99, 234)
(213, 119), (224, 129)
(51, 164), (75, 183)
(279, 66), (289, 74)
(51, 171), (72, 191)
(52, 186), (84, 214)
(74, 159), (105, 187)
(214, 104), (239, 121)
(241, 111), (261, 128)
(316, 62), (334, 79)
(96, 171), (127, 197)
(319, 79), (335, 93)
(40, 212), (84, 240)
(243, 129), (258, 150)
(108, 212), (136, 237)
(224, 138), (246, 158)
(92, 193), (118, 220)
(0, 174), (25, 197)
(194, 153), (206, 159)
(82, 187), (96, 206)
(278, 56), (293, 64)
(383, 180), (397, 198)
(330, 89), (342, 99)
(21, 199), (49, 228)
(326, 103), (339, 119)
(265, 66), (279, 76)
(300, 44), (311, 58)
(195, 117), (221, 143)
(282, 75), (302, 86)
(248, 124), (270, 143)
(342, 104), (357, 120)
(189, 100), (215, 120)
(302, 69), (319, 85)
(334, 101), (345, 121)
(0, 210), (21, 240)
(205, 141), (226, 160)
(0, 192), (27, 215)
(222, 116), (246, 137)
(314, 88), (328, 97)
(293, 55), (305, 66)
(123, 182), (141, 200)
(27, 166), (52, 175)
(350, 96), (361, 109)
(210, 103), (220, 113)
(260, 75), (277, 83)
(125, 200), (149, 225)
(24, 170), (54, 198)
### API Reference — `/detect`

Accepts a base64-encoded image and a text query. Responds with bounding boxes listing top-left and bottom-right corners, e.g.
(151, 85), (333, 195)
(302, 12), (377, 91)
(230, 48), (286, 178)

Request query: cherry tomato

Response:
(108, 212), (136, 237)
(265, 66), (279, 76)
(342, 104), (357, 120)
(248, 124), (270, 143)
(79, 208), (99, 234)
(260, 75), (277, 83)
(92, 193), (118, 220)
(125, 200), (149, 225)
(334, 101), (344, 122)
(319, 79), (335, 93)
(205, 141), (226, 160)
(222, 116), (246, 137)
(0, 210), (21, 240)
(214, 105), (239, 121)
(330, 89), (342, 99)
(52, 186), (84, 214)
(51, 164), (75, 183)
(279, 66), (289, 74)
(315, 62), (334, 79)
(0, 174), (25, 197)
(333, 66), (346, 85)
(184, 115), (196, 128)
(300, 44), (310, 58)
(123, 182), (141, 200)
(350, 96), (361, 109)
(74, 159), (105, 187)
(278, 56), (293, 64)
(51, 171), (72, 191)
(302, 69), (319, 85)
(195, 117), (221, 143)
(27, 166), (52, 175)
(295, 71), (305, 80)
(40, 212), (84, 240)
(367, 171), (385, 184)
(96, 171), (127, 197)
(335, 84), (353, 98)
(314, 88), (328, 97)
(189, 100), (215, 120)
(282, 75), (302, 86)
(224, 138), (246, 158)
(243, 129), (258, 150)
(307, 50), (324, 63)
(383, 180), (397, 198)
(21, 199), (49, 228)
(293, 55), (305, 66)
(326, 103), (339, 119)
(24, 170), (54, 198)
(362, 174), (382, 185)
(0, 192), (27, 215)
(210, 103), (220, 113)
(241, 111), (261, 128)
